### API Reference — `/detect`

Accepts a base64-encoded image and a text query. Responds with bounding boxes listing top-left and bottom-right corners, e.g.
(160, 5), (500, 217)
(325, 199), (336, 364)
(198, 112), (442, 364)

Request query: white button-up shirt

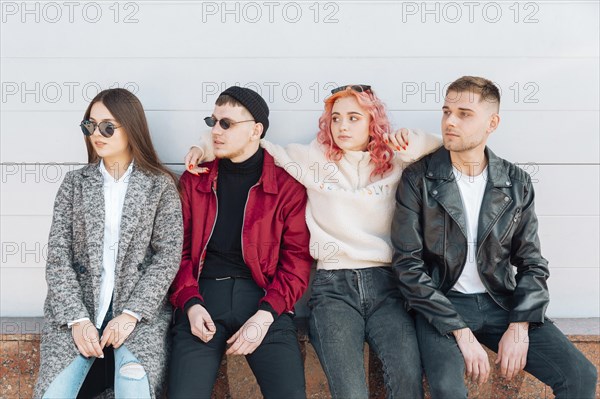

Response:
(94, 159), (135, 328)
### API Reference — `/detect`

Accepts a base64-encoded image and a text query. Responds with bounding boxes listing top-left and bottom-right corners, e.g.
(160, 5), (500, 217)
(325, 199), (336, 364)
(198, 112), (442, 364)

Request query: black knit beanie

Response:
(220, 86), (270, 138)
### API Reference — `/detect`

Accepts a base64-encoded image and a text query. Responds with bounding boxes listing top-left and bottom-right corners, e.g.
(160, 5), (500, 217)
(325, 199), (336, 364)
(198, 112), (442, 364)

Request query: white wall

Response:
(1, 1), (598, 318)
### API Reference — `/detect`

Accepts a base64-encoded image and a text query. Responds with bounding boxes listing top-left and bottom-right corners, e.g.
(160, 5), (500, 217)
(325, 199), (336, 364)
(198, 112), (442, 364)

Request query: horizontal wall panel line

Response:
(538, 215), (600, 218)
(76, 1), (599, 5)
(1, 55), (598, 61)
(2, 56), (599, 60)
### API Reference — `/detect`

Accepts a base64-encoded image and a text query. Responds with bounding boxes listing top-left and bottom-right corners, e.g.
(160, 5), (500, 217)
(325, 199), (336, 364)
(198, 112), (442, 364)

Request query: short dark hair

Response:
(215, 94), (244, 108)
(446, 76), (500, 108)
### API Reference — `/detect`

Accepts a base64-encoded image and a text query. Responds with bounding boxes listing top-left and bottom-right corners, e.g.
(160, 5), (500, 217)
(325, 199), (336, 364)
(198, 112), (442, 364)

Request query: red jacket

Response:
(170, 150), (313, 316)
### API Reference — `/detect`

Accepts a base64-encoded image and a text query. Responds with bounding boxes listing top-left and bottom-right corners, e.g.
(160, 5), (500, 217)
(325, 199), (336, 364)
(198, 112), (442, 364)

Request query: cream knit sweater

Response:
(196, 130), (442, 270)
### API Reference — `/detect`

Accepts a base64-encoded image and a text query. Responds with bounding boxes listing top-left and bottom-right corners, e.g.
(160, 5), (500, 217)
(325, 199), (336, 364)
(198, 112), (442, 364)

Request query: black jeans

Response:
(168, 278), (306, 399)
(417, 291), (598, 399)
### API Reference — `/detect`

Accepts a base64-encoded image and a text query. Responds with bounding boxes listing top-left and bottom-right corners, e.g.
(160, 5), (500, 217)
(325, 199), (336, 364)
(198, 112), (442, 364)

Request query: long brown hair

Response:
(82, 88), (177, 185)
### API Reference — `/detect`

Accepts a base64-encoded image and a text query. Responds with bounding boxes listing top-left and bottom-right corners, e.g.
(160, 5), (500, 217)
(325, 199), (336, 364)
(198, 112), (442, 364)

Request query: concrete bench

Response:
(1, 317), (598, 398)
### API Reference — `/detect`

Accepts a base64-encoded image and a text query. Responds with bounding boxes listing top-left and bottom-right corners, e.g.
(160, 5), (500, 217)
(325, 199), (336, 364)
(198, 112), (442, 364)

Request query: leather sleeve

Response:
(507, 175), (550, 323)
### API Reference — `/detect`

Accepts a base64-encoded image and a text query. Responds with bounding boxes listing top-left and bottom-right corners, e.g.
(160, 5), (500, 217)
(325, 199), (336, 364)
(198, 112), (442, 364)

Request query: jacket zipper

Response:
(240, 183), (260, 266)
(439, 214), (449, 288)
(473, 210), (520, 312)
(197, 184), (219, 283)
(499, 208), (521, 244)
(355, 154), (364, 190)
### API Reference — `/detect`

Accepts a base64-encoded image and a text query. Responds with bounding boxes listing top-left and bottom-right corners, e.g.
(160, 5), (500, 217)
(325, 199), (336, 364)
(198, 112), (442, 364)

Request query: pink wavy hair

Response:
(317, 87), (394, 179)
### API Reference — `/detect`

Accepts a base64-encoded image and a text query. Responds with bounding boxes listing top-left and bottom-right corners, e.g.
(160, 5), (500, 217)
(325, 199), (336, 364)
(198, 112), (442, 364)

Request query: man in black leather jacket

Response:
(392, 76), (597, 398)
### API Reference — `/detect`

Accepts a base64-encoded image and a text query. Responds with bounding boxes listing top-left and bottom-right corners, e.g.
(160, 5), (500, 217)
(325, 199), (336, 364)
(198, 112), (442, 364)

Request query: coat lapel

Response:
(431, 179), (468, 239)
(476, 147), (513, 251)
(81, 163), (105, 308)
(426, 148), (468, 239)
(114, 166), (152, 286)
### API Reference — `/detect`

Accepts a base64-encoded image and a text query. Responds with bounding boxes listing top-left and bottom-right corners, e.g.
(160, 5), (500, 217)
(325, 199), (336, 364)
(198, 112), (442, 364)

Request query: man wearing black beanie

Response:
(169, 86), (312, 399)
(219, 85), (270, 138)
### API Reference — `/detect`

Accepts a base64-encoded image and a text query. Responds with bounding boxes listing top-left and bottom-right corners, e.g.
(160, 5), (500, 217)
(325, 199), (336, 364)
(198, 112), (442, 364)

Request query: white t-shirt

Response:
(451, 165), (488, 294)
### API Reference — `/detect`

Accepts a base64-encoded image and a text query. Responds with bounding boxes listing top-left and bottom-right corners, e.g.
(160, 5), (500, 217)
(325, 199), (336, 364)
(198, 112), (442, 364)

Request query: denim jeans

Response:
(42, 345), (150, 399)
(417, 291), (598, 399)
(308, 267), (423, 399)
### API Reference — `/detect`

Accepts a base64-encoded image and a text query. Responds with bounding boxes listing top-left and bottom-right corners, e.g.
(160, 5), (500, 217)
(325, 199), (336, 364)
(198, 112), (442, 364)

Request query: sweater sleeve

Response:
(188, 130), (216, 163)
(394, 129), (442, 164)
(190, 132), (312, 187)
(259, 139), (311, 185)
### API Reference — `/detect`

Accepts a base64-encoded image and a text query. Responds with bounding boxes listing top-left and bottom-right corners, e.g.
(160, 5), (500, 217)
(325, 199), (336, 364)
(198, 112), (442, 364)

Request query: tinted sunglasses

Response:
(330, 84), (372, 95)
(204, 116), (255, 130)
(80, 120), (121, 138)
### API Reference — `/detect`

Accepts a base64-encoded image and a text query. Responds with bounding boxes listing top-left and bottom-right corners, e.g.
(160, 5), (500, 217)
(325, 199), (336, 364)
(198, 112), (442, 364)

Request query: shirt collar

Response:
(100, 158), (134, 183)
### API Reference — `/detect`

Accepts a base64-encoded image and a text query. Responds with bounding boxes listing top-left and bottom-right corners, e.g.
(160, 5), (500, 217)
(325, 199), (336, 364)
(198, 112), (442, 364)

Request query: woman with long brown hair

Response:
(34, 88), (183, 398)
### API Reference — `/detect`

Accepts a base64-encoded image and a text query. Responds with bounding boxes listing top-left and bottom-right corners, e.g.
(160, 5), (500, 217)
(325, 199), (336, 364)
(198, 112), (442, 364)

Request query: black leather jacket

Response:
(392, 146), (549, 335)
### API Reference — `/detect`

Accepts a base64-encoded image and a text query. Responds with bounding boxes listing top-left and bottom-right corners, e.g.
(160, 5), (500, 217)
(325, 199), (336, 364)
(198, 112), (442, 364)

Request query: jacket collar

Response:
(81, 161), (103, 181)
(195, 150), (279, 195)
(426, 146), (512, 188)
(425, 146), (514, 247)
(99, 158), (134, 183)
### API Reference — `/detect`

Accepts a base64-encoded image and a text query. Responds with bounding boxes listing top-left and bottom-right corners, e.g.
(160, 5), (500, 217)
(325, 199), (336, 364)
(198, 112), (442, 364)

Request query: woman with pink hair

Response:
(185, 85), (441, 398)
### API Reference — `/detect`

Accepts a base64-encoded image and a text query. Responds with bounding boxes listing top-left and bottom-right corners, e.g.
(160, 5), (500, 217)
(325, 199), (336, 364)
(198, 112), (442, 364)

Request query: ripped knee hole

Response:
(119, 362), (146, 380)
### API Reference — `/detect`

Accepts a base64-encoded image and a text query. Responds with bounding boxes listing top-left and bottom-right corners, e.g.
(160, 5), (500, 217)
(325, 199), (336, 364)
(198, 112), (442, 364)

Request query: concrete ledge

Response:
(1, 317), (598, 398)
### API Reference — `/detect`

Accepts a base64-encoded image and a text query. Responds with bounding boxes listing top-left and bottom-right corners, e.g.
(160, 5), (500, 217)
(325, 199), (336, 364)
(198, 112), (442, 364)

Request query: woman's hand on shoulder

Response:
(382, 128), (410, 152)
(185, 146), (210, 175)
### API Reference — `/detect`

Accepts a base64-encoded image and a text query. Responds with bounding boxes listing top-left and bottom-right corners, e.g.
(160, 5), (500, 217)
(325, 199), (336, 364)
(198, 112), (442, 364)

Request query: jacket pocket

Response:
(311, 269), (336, 286)
(499, 207), (521, 244)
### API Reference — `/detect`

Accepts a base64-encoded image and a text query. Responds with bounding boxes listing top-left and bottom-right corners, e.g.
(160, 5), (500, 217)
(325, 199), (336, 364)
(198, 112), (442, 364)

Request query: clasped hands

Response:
(187, 304), (274, 355)
(71, 313), (138, 358)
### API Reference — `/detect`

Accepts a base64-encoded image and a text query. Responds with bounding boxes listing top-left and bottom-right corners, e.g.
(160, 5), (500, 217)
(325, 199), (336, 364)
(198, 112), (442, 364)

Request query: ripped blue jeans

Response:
(42, 345), (150, 399)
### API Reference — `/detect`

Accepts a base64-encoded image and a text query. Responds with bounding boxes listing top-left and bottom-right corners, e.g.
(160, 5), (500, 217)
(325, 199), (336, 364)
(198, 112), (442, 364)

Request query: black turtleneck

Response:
(200, 147), (264, 280)
(185, 147), (279, 319)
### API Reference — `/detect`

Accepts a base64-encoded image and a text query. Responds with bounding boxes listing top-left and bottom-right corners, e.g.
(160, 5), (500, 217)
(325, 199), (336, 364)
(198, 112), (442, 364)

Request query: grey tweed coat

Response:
(34, 162), (183, 398)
